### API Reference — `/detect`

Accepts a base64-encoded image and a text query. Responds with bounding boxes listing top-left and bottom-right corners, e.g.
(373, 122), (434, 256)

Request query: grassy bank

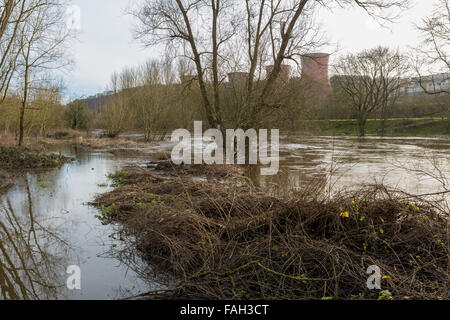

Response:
(297, 118), (450, 137)
(93, 162), (449, 300)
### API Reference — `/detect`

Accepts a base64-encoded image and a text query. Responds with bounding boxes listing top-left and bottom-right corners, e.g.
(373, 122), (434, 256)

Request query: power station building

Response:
(300, 53), (332, 98)
(227, 52), (332, 99)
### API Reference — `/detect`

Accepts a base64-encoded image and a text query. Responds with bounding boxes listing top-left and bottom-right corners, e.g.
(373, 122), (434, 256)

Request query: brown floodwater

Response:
(261, 136), (450, 198)
(155, 135), (450, 197)
(1, 135), (449, 299)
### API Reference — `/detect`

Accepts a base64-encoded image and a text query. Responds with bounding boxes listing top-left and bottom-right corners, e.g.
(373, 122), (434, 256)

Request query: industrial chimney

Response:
(265, 64), (291, 84)
(228, 72), (249, 86)
(300, 53), (332, 98)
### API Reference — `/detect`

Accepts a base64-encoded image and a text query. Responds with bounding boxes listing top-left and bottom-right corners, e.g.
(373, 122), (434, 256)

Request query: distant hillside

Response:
(82, 91), (114, 112)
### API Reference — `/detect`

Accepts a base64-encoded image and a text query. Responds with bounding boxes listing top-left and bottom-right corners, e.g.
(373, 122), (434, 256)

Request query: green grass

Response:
(296, 118), (450, 137)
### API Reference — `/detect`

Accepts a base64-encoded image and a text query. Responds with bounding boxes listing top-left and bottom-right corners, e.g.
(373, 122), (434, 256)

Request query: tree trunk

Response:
(358, 117), (366, 137)
(380, 117), (386, 137)
(18, 100), (25, 146)
(446, 107), (450, 134)
(18, 67), (29, 147)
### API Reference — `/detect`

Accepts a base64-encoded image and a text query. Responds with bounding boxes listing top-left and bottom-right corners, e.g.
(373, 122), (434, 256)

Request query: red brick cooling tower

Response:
(300, 53), (332, 98)
(228, 72), (249, 86)
(265, 64), (291, 84)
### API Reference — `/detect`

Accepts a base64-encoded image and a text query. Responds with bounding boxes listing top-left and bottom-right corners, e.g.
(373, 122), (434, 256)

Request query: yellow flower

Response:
(340, 211), (350, 218)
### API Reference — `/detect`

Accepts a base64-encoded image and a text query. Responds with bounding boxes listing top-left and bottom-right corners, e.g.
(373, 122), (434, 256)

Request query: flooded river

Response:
(156, 135), (450, 196)
(1, 135), (449, 299)
(266, 136), (450, 196)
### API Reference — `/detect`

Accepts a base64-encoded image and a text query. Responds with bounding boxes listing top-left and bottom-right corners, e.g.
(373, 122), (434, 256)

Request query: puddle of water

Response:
(0, 147), (161, 300)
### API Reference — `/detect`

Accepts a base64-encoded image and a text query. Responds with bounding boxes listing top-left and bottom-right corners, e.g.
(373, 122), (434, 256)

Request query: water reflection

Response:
(0, 178), (69, 299)
(0, 148), (154, 300)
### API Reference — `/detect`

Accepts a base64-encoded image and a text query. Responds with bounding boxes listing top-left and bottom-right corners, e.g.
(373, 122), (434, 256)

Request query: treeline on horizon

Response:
(81, 56), (450, 138)
(0, 0), (448, 142)
(0, 57), (448, 141)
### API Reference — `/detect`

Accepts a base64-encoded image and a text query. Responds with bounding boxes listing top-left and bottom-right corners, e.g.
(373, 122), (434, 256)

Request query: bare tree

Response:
(137, 59), (175, 141)
(410, 0), (450, 132)
(334, 46), (409, 136)
(131, 0), (409, 130)
(0, 0), (48, 104)
(413, 0), (449, 95)
(65, 99), (90, 130)
(16, 0), (72, 146)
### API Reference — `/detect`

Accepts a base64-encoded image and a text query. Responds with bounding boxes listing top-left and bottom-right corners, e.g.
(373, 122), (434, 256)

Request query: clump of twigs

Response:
(0, 146), (71, 170)
(0, 146), (72, 195)
(150, 158), (244, 178)
(93, 163), (449, 300)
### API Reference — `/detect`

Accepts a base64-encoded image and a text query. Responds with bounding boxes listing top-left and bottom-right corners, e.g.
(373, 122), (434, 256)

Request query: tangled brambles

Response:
(93, 163), (449, 300)
(0, 146), (72, 170)
(0, 146), (73, 195)
(151, 158), (245, 178)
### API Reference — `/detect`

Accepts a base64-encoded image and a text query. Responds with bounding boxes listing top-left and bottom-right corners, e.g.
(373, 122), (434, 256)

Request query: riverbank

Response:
(93, 160), (449, 300)
(297, 118), (450, 137)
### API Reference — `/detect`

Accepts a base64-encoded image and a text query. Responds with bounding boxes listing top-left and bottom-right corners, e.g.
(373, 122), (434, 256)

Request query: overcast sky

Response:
(65, 0), (438, 100)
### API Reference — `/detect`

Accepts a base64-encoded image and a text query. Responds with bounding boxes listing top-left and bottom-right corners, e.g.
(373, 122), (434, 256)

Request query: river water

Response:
(157, 135), (450, 196)
(0, 146), (163, 300)
(264, 136), (450, 196)
(0, 135), (449, 299)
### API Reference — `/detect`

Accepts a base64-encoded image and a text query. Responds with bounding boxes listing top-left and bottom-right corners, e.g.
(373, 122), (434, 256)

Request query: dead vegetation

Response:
(0, 145), (72, 195)
(93, 163), (449, 300)
(0, 130), (156, 160)
(79, 137), (153, 151)
(0, 146), (71, 170)
(43, 130), (154, 152)
(150, 157), (245, 178)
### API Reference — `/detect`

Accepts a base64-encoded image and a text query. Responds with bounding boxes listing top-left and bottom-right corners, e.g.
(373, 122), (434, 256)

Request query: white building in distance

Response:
(401, 72), (450, 96)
